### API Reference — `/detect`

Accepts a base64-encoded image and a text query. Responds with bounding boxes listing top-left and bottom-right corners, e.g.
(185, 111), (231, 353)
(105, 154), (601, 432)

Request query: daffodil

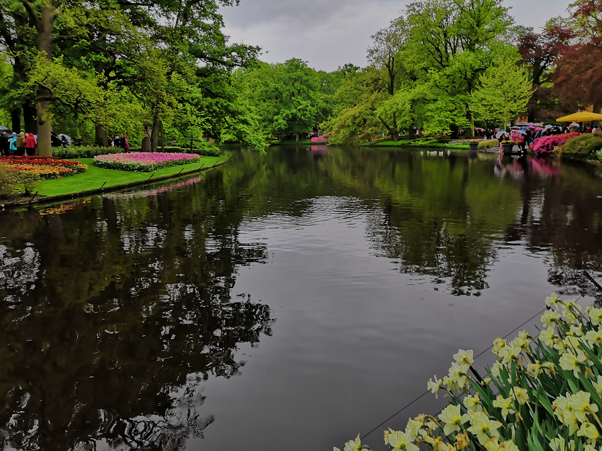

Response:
(492, 338), (507, 355)
(454, 349), (475, 365)
(455, 432), (470, 450)
(567, 391), (599, 423)
(490, 361), (504, 379)
(492, 395), (515, 420)
(527, 361), (542, 377)
(498, 345), (522, 365)
(569, 324), (584, 336)
(549, 436), (573, 451)
(560, 299), (582, 323)
(577, 422), (600, 443)
(588, 307), (602, 325)
(510, 387), (529, 405)
(585, 329), (602, 347)
(386, 430), (419, 451)
(467, 414), (502, 445)
(541, 310), (561, 327)
(559, 350), (587, 377)
(439, 405), (470, 435)
(545, 292), (559, 308)
(335, 434), (366, 451)
(539, 327), (556, 346)
(448, 362), (470, 390)
(500, 440), (519, 451)
(427, 376), (443, 398)
(463, 393), (482, 412)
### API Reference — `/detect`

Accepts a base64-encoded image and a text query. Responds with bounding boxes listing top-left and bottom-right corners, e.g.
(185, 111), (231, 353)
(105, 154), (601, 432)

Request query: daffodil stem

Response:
(470, 365), (484, 384)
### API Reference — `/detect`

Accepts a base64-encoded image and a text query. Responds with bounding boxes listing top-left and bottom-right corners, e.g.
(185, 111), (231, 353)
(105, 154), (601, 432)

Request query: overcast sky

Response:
(220, 0), (570, 72)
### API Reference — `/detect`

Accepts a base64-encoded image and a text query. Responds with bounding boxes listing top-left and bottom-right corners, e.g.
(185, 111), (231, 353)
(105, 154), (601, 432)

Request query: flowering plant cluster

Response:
(93, 152), (202, 172)
(336, 294), (602, 451)
(531, 133), (581, 154)
(0, 156), (88, 180)
(449, 140), (486, 144)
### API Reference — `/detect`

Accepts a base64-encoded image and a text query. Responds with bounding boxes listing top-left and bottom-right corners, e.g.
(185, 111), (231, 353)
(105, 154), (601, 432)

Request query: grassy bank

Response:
(36, 155), (228, 197)
(365, 139), (470, 149)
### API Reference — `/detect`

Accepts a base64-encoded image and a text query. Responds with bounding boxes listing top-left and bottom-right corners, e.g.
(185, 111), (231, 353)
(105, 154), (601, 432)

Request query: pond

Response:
(1, 146), (601, 451)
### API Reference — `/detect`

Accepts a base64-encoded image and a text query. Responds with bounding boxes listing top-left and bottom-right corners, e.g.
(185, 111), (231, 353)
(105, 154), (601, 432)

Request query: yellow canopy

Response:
(556, 111), (602, 122)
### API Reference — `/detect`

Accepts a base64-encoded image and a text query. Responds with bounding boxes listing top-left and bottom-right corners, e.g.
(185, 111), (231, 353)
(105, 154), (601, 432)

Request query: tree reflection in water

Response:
(0, 182), (274, 450)
(1, 147), (602, 449)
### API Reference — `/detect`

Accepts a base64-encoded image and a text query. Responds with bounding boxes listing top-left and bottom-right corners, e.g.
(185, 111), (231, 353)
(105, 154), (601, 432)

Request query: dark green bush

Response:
(561, 133), (602, 156)
(128, 146), (182, 152)
(53, 146), (125, 158)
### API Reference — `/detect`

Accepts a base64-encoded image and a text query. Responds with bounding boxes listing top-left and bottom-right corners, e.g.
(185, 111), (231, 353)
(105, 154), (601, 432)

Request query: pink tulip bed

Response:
(530, 133), (580, 154)
(93, 152), (202, 172)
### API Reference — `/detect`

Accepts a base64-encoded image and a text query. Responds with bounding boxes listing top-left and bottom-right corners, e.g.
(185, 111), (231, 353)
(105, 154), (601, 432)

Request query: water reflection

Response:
(0, 185), (274, 450)
(1, 147), (602, 450)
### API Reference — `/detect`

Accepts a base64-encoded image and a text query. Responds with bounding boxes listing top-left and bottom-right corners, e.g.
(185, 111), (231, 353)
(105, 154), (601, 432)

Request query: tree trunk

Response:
(392, 112), (398, 141)
(161, 121), (165, 151)
(36, 6), (54, 156)
(151, 113), (161, 152)
(23, 104), (37, 134)
(95, 125), (108, 147)
(295, 131), (299, 142)
(10, 109), (21, 133)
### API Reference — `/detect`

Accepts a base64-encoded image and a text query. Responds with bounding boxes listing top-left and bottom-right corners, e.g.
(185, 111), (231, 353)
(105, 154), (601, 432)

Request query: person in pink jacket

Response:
(24, 133), (37, 156)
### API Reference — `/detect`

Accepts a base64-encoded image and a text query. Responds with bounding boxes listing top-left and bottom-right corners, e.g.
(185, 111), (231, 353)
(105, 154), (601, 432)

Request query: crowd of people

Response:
(0, 130), (130, 156)
(108, 134), (130, 149)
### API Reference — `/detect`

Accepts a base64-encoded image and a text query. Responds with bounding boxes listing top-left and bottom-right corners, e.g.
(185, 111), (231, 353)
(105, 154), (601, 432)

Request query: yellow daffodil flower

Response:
(588, 307), (602, 325)
(492, 395), (516, 420)
(568, 391), (599, 423)
(467, 414), (502, 445)
(545, 293), (559, 308)
(585, 329), (602, 347)
(539, 327), (556, 346)
(541, 310), (561, 327)
(454, 349), (475, 365)
(427, 376), (443, 398)
(439, 405), (470, 435)
(463, 393), (482, 412)
(577, 422), (600, 443)
(386, 430), (419, 451)
(335, 434), (366, 451)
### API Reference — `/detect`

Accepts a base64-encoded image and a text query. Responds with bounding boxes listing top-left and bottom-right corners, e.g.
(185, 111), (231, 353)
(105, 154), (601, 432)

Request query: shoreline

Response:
(1, 154), (231, 210)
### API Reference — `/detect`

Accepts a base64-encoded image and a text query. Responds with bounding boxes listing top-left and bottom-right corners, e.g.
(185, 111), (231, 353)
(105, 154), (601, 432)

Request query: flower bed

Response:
(531, 133), (581, 154)
(0, 155), (88, 180)
(93, 152), (202, 172)
(336, 294), (602, 451)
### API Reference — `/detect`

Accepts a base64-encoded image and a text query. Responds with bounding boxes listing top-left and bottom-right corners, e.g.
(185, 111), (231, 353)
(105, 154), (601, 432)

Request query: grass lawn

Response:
(365, 139), (470, 149)
(36, 155), (228, 197)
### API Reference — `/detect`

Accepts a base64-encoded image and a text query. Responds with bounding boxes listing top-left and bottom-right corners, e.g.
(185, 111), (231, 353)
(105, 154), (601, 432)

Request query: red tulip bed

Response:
(0, 155), (88, 179)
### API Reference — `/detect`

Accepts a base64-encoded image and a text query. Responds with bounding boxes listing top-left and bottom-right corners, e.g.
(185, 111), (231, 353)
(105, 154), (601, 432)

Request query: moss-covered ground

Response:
(36, 155), (228, 197)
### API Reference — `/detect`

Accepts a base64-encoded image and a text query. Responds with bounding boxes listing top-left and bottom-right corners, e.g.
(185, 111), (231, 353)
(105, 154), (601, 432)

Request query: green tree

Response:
(470, 51), (533, 129)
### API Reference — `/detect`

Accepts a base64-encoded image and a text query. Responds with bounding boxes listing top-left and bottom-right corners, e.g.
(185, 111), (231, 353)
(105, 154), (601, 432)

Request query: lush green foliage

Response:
(479, 140), (502, 149)
(337, 294), (602, 451)
(0, 164), (17, 198)
(561, 134), (602, 157)
(53, 146), (126, 159)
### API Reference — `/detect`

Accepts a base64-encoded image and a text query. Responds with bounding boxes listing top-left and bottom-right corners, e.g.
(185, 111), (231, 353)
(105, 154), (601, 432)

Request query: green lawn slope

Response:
(36, 155), (228, 197)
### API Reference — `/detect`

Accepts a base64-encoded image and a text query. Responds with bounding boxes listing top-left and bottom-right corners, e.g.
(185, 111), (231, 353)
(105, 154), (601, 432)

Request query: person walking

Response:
(15, 132), (26, 156)
(24, 133), (37, 156)
(9, 134), (17, 155)
(122, 134), (129, 150)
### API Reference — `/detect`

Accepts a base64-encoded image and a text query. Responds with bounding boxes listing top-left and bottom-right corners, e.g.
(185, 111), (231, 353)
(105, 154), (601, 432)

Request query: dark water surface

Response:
(1, 146), (602, 450)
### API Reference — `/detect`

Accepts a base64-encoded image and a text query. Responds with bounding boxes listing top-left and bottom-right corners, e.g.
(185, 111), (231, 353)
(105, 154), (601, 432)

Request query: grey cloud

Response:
(221, 0), (573, 71)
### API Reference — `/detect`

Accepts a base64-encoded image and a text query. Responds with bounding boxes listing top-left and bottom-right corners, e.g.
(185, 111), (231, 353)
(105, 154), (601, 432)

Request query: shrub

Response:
(561, 133), (602, 157)
(18, 173), (40, 195)
(478, 139), (500, 149)
(336, 294), (602, 451)
(531, 133), (581, 154)
(0, 164), (17, 199)
(53, 146), (125, 159)
(127, 146), (220, 156)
